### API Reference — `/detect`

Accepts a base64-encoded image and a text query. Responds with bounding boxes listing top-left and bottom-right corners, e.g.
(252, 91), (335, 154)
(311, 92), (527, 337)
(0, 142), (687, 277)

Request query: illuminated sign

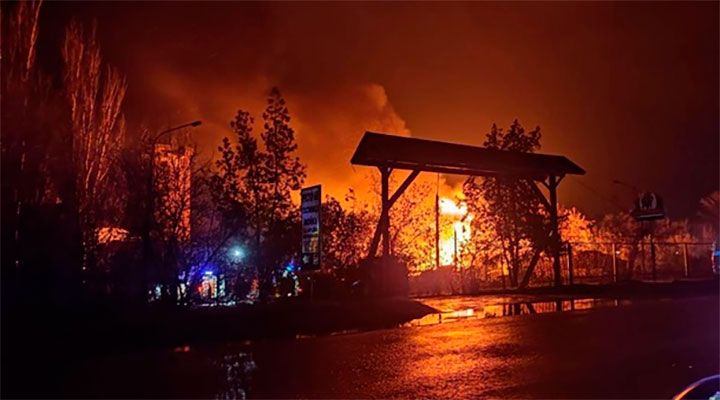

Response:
(301, 185), (321, 270)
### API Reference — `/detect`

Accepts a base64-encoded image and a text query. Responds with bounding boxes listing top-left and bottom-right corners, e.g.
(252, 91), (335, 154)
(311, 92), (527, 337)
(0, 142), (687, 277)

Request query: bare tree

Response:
(62, 19), (127, 278)
(1, 0), (44, 272)
(3, 0), (41, 83)
(2, 0), (73, 280)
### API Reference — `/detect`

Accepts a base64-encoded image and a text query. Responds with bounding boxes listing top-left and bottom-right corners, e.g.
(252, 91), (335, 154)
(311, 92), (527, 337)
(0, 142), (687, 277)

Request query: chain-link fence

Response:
(563, 242), (715, 284)
(408, 241), (716, 296)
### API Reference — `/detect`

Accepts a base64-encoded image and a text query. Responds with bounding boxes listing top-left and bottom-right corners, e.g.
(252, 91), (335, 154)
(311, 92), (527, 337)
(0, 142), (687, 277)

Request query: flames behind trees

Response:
(2, 1), (716, 308)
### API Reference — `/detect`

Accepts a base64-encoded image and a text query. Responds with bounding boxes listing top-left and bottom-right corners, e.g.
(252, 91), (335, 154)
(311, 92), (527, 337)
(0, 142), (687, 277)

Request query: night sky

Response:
(38, 2), (718, 219)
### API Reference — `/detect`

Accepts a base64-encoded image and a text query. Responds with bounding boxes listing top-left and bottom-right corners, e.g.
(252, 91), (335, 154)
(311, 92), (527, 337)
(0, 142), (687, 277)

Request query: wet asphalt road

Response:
(245, 295), (718, 399)
(49, 295), (718, 399)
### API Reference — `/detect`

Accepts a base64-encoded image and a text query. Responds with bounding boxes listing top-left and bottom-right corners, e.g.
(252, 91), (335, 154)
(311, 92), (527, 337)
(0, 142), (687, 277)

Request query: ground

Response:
(40, 294), (719, 399)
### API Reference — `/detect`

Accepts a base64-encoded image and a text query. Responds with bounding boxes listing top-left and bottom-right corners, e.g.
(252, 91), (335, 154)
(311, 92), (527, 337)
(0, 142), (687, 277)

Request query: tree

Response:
(211, 88), (306, 298)
(594, 212), (643, 279)
(698, 191), (719, 235)
(259, 88), (306, 288)
(460, 194), (504, 284)
(62, 19), (127, 284)
(560, 207), (595, 248)
(262, 88), (306, 223)
(387, 178), (436, 274)
(463, 121), (549, 288)
(151, 141), (204, 304)
(2, 1), (87, 307)
(1, 0), (47, 273)
(365, 172), (437, 273)
(321, 192), (373, 271)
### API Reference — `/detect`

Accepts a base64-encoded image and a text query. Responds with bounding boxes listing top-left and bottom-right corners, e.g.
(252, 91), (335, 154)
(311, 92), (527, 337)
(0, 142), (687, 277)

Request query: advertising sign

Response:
(301, 185), (321, 270)
(631, 192), (665, 221)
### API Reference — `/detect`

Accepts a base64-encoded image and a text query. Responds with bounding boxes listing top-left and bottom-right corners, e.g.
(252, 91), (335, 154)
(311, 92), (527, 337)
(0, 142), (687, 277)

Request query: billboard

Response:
(301, 185), (321, 270)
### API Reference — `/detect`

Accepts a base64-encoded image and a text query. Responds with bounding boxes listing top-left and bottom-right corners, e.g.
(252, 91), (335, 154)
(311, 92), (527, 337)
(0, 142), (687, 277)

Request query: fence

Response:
(408, 241), (716, 296)
(562, 241), (715, 284)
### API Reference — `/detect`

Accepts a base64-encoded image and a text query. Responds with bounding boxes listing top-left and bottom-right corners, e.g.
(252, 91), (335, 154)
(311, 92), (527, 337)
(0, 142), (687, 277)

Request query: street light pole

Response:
(151, 120), (202, 146)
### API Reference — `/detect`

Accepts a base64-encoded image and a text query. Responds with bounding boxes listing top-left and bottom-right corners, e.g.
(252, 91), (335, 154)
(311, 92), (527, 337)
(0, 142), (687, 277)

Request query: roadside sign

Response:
(631, 192), (665, 221)
(301, 185), (322, 270)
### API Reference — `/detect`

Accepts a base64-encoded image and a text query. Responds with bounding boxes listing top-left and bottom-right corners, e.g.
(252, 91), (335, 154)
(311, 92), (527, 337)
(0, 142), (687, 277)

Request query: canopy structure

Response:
(350, 131), (586, 287)
(351, 132), (585, 178)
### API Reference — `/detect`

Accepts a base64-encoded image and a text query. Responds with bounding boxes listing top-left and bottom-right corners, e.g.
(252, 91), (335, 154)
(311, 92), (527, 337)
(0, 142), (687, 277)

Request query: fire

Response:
(438, 196), (472, 266)
(97, 226), (129, 244)
(439, 197), (467, 216)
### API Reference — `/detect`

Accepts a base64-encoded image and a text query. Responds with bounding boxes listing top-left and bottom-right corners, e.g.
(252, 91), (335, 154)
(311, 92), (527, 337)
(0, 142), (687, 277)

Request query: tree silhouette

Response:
(212, 88), (305, 298)
(463, 121), (548, 288)
(262, 87), (306, 224)
(321, 192), (373, 271)
(1, 0), (79, 303)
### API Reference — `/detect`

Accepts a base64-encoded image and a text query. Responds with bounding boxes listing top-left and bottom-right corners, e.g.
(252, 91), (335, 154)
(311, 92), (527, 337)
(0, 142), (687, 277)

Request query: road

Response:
(247, 295), (718, 399)
(52, 295), (718, 399)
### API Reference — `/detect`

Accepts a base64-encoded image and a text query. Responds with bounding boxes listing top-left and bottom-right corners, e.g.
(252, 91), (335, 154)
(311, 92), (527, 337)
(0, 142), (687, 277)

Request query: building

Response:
(153, 143), (193, 243)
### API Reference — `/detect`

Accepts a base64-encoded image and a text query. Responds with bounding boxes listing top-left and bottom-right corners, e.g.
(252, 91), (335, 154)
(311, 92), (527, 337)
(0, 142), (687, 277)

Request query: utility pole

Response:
(435, 173), (440, 269)
(453, 225), (458, 267)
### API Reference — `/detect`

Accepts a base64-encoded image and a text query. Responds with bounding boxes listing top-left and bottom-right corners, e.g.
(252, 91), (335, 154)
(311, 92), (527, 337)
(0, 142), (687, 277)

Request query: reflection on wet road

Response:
(56, 295), (718, 399)
(408, 296), (637, 326)
(244, 295), (717, 399)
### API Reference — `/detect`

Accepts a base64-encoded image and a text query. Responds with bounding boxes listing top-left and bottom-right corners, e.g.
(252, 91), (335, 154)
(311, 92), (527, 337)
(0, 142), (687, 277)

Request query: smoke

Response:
(37, 1), (720, 217)
(138, 66), (414, 201)
(289, 82), (411, 200)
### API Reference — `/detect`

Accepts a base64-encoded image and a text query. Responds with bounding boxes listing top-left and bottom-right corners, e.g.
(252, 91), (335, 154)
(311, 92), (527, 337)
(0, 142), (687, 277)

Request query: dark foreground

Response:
(16, 294), (718, 399)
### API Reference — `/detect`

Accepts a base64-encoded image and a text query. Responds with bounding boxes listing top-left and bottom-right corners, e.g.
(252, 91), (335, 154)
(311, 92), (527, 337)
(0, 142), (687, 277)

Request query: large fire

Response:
(438, 196), (472, 266)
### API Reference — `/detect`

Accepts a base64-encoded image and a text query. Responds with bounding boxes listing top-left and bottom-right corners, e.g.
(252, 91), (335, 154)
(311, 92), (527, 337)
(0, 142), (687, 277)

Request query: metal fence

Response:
(560, 242), (715, 284)
(408, 241), (716, 296)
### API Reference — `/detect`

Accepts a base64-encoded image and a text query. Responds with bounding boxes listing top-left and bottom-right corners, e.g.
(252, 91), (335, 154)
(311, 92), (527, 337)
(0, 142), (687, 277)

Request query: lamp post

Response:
(142, 120), (201, 304)
(151, 120), (202, 146)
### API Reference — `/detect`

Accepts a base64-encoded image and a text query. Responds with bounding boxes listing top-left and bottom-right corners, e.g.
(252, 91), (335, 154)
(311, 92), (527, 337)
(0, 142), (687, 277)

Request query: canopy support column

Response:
(548, 174), (562, 287)
(381, 167), (390, 258)
(367, 168), (421, 258)
(528, 175), (564, 287)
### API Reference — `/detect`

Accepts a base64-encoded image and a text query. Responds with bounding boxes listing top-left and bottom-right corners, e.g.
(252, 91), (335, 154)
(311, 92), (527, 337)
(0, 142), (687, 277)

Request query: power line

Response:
(568, 176), (627, 212)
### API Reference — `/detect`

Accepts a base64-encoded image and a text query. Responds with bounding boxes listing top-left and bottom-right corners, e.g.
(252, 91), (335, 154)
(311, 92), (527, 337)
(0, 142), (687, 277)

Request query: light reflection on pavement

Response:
(407, 296), (638, 326)
(54, 295), (719, 399)
(244, 295), (718, 399)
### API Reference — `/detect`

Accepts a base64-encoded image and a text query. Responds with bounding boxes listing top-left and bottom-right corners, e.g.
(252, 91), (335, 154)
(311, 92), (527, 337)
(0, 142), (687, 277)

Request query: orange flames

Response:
(438, 196), (472, 266)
